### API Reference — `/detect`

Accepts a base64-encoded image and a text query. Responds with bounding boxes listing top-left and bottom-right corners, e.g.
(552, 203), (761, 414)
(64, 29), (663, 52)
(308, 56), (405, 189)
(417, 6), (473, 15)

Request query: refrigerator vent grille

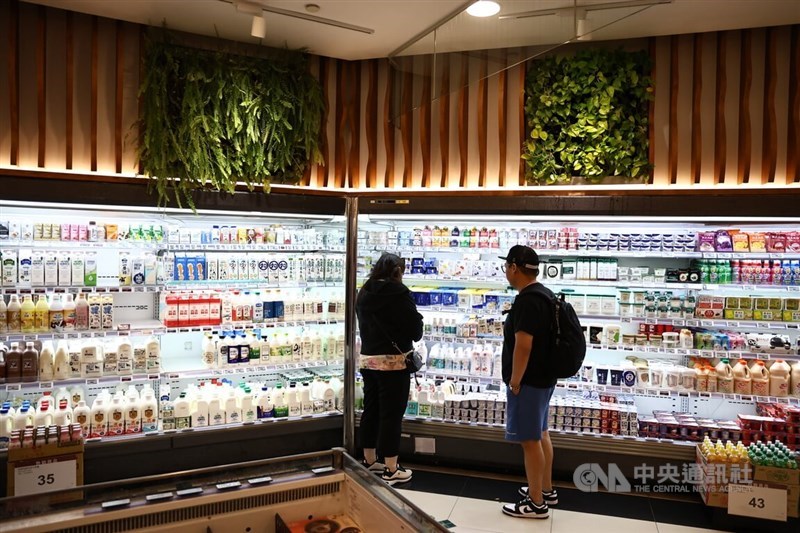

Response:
(54, 481), (342, 533)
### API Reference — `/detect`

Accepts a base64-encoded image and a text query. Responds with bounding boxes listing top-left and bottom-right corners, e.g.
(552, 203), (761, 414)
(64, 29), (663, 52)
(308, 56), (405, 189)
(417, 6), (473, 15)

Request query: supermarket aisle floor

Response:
(396, 468), (728, 533)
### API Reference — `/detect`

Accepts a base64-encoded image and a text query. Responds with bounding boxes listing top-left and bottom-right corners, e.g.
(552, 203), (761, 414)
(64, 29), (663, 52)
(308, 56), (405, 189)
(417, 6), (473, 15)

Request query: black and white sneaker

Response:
(381, 465), (413, 486)
(502, 498), (549, 519)
(362, 460), (385, 474)
(518, 486), (558, 505)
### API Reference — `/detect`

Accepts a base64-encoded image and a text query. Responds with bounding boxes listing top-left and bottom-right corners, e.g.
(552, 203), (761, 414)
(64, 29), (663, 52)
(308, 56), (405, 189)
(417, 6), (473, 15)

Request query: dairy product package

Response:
(84, 252), (97, 286)
(44, 254), (58, 286)
(1, 250), (17, 286)
(18, 249), (32, 287)
(30, 251), (45, 286)
(88, 294), (102, 329)
(58, 254), (72, 286)
(101, 295), (114, 329)
(132, 256), (145, 285)
(119, 252), (132, 286)
(144, 253), (157, 285)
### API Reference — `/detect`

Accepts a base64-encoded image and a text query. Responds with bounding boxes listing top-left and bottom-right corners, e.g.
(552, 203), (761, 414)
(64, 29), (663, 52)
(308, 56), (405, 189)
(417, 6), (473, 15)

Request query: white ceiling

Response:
(21, 0), (800, 60)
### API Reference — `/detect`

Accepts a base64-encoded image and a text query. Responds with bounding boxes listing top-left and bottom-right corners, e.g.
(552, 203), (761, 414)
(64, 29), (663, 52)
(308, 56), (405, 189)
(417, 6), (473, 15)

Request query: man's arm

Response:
(509, 330), (533, 394)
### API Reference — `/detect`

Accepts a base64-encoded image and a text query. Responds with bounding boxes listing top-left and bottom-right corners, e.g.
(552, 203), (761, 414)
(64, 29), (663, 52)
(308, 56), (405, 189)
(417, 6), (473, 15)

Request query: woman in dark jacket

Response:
(356, 253), (423, 485)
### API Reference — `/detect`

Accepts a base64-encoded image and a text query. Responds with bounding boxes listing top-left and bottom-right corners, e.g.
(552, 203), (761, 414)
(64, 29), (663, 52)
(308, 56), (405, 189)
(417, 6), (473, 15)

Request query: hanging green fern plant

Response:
(522, 49), (653, 185)
(137, 31), (324, 207)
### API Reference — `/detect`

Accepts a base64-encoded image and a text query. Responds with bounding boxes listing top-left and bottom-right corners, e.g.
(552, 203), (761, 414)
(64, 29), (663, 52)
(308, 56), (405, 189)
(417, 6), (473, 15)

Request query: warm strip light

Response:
(466, 1), (500, 17)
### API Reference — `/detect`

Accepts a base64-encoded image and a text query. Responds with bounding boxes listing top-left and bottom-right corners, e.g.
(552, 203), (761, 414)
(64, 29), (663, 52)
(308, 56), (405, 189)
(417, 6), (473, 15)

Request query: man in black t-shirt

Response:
(499, 245), (558, 520)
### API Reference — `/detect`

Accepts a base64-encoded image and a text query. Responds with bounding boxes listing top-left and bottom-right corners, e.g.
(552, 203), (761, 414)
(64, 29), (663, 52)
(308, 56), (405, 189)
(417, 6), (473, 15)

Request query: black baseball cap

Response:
(499, 245), (540, 270)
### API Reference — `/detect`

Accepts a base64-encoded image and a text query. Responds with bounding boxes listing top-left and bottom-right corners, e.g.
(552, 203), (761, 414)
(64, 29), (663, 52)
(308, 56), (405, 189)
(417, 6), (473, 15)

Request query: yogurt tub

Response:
(619, 290), (633, 304)
(633, 291), (647, 304)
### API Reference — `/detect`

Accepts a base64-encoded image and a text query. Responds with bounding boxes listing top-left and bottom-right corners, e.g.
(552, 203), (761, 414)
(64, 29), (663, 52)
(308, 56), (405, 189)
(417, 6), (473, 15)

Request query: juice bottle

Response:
(49, 293), (64, 331)
(0, 296), (7, 333)
(768, 360), (791, 397)
(6, 295), (21, 333)
(75, 292), (89, 330)
(63, 294), (76, 331)
(20, 295), (35, 333)
(732, 359), (752, 394)
(750, 361), (769, 396)
(34, 294), (49, 332)
(716, 359), (734, 394)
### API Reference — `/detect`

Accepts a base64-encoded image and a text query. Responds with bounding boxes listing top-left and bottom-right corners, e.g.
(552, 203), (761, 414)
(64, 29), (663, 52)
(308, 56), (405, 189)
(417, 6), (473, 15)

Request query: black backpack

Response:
(522, 284), (586, 379)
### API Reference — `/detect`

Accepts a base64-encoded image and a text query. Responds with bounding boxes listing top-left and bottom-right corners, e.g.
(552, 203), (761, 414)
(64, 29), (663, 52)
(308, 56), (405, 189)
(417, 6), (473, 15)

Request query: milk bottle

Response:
(108, 396), (125, 436)
(0, 407), (13, 449)
(73, 400), (90, 437)
(750, 361), (770, 396)
(256, 387), (274, 419)
(716, 359), (734, 394)
(117, 338), (133, 376)
(53, 399), (73, 426)
(202, 333), (216, 368)
(89, 397), (109, 437)
(732, 359), (752, 394)
(241, 387), (257, 423)
(695, 364), (709, 392)
(768, 360), (791, 397)
(75, 293), (89, 330)
(286, 388), (301, 417)
(417, 390), (432, 417)
(53, 340), (72, 379)
(125, 390), (142, 434)
(39, 340), (55, 381)
(193, 395), (209, 427)
(49, 293), (64, 331)
(21, 342), (39, 382)
(224, 391), (241, 424)
(273, 387), (289, 417)
(140, 387), (159, 432)
(14, 403), (34, 430)
(207, 393), (224, 426)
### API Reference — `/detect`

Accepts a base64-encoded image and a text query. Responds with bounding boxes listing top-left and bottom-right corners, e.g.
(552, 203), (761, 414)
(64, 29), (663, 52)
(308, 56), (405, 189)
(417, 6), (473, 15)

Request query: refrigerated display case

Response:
(0, 176), (350, 494)
(0, 448), (448, 532)
(353, 193), (800, 475)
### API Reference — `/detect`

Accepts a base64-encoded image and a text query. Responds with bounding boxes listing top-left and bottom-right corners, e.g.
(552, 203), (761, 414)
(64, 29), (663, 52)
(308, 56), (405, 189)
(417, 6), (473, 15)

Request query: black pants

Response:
(360, 369), (410, 459)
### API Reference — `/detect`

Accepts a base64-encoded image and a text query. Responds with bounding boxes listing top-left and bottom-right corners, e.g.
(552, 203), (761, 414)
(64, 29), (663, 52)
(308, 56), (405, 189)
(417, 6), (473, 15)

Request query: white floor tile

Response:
(552, 509), (658, 533)
(396, 489), (458, 523)
(447, 495), (553, 533)
(656, 524), (729, 533)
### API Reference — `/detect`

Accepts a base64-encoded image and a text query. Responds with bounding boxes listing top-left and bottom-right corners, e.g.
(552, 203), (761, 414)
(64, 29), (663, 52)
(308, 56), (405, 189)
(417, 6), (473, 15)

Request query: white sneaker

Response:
(502, 498), (549, 519)
(381, 465), (413, 486)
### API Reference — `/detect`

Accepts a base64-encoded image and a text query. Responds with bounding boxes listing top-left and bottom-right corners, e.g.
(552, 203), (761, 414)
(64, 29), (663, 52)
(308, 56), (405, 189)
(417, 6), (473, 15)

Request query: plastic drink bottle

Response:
(750, 361), (769, 396)
(20, 295), (35, 333)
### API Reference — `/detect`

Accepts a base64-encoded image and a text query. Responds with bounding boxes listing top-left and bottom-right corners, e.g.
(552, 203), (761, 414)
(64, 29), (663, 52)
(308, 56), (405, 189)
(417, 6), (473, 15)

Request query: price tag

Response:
(672, 320), (685, 326)
(757, 323), (772, 329)
(13, 458), (77, 496)
(645, 318), (657, 325)
(6, 384), (21, 391)
(39, 382), (53, 389)
(85, 378), (99, 385)
(690, 350), (701, 356)
(788, 286), (800, 292)
(728, 484), (787, 522)
(685, 320), (700, 327)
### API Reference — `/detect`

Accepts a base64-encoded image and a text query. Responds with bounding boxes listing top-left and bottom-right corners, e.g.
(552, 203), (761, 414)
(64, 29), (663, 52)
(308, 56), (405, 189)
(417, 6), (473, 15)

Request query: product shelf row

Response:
(368, 245), (800, 261)
(0, 280), (344, 295)
(0, 319), (344, 343)
(3, 359), (343, 392)
(410, 369), (800, 405)
(402, 275), (800, 293)
(584, 343), (800, 361)
(1, 241), (346, 253)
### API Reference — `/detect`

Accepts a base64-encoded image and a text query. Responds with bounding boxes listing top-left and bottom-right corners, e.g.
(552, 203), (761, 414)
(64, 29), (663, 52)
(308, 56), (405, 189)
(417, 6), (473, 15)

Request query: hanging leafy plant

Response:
(522, 48), (654, 185)
(137, 31), (325, 207)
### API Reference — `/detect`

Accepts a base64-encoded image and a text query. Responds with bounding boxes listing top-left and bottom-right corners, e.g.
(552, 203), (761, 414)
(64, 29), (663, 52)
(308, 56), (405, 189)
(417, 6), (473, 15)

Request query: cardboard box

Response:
(753, 464), (800, 486)
(6, 440), (84, 503)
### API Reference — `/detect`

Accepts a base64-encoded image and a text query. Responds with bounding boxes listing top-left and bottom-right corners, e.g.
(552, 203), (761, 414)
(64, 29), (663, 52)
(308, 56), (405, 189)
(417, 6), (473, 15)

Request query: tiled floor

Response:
(397, 489), (725, 533)
(392, 467), (736, 533)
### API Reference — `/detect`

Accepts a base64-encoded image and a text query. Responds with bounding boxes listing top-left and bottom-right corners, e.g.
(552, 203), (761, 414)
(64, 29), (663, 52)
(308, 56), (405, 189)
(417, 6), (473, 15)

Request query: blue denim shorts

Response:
(505, 385), (555, 442)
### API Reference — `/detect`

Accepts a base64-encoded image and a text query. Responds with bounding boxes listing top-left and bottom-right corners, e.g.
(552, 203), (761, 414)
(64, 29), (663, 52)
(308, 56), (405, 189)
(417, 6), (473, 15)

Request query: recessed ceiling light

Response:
(466, 0), (500, 18)
(305, 3), (320, 13)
